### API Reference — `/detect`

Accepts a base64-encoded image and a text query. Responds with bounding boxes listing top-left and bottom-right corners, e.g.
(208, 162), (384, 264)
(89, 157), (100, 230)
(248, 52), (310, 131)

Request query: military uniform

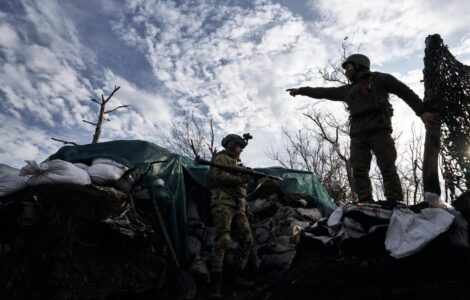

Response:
(207, 150), (253, 274)
(297, 66), (426, 202)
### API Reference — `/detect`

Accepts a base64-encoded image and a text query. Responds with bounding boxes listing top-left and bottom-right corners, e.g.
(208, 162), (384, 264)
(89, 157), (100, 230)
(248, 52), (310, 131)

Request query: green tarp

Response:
(49, 140), (336, 266)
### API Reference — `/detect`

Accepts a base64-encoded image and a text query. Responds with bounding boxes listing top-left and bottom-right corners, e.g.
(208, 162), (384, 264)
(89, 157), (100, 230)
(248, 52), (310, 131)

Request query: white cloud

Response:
(0, 114), (60, 168)
(309, 0), (470, 65)
(0, 22), (19, 56)
(96, 70), (174, 143)
(0, 1), (96, 129)
(1, 0), (468, 170)
(107, 0), (333, 165)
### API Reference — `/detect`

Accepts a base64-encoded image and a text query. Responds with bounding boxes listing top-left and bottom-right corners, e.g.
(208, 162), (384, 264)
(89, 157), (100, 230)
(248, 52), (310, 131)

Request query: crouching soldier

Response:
(207, 134), (254, 299)
(287, 54), (439, 204)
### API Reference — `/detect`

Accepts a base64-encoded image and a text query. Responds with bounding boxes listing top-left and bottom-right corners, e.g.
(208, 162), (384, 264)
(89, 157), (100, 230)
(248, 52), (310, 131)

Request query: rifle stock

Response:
(195, 156), (283, 181)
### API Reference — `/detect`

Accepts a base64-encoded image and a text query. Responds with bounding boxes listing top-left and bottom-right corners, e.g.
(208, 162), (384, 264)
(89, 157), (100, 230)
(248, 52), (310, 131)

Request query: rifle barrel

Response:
(195, 156), (282, 181)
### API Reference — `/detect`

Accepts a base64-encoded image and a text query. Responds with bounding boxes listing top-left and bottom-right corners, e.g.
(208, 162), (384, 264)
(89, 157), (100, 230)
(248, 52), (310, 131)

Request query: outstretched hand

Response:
(286, 88), (300, 97)
(420, 112), (440, 125)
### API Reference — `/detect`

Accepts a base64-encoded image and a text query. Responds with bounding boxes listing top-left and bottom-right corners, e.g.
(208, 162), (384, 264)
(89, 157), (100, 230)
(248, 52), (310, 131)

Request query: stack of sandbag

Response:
(0, 164), (28, 197)
(186, 197), (211, 282)
(248, 196), (322, 277)
(2, 158), (129, 193)
(0, 182), (165, 300)
(19, 160), (91, 186)
(265, 199), (470, 300)
(302, 201), (468, 259)
(184, 192), (323, 280)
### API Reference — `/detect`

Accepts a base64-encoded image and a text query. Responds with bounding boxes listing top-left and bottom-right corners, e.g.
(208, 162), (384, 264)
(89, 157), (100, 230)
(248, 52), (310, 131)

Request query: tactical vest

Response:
(346, 73), (393, 118)
(207, 150), (239, 188)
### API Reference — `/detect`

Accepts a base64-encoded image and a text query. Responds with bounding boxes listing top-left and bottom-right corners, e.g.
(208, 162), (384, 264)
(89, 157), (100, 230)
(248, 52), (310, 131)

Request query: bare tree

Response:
(52, 85), (128, 145)
(82, 86), (129, 143)
(399, 124), (425, 204)
(266, 125), (351, 204)
(303, 110), (355, 199)
(267, 38), (357, 203)
(165, 111), (217, 159)
(318, 37), (354, 85)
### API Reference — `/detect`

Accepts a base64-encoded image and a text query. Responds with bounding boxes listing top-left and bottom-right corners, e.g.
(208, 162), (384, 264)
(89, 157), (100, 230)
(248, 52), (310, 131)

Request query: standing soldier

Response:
(287, 54), (439, 204)
(207, 134), (253, 299)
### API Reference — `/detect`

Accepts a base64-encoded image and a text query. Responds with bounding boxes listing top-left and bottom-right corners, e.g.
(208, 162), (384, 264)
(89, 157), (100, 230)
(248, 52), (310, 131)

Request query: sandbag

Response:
(88, 164), (125, 185)
(73, 163), (90, 171)
(262, 250), (296, 270)
(385, 208), (455, 259)
(0, 164), (28, 196)
(19, 160), (91, 186)
(295, 207), (322, 222)
(191, 256), (210, 283)
(188, 235), (202, 256)
(92, 158), (127, 169)
(249, 198), (271, 213)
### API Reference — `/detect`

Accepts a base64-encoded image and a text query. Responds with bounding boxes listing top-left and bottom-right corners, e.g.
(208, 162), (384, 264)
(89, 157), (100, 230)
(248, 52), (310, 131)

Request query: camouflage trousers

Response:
(209, 203), (253, 273)
(350, 130), (403, 202)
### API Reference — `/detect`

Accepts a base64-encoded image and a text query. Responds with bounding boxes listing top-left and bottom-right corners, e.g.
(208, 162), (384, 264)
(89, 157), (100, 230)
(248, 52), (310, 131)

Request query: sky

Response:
(1, 0), (470, 169)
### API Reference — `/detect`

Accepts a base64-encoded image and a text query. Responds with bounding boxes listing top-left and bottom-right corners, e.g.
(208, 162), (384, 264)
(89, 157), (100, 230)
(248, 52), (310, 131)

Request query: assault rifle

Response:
(194, 156), (283, 181)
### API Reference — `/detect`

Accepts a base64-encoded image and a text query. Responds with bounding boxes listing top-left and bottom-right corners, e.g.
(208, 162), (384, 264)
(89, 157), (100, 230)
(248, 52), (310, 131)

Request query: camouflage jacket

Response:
(207, 150), (248, 208)
(298, 71), (426, 136)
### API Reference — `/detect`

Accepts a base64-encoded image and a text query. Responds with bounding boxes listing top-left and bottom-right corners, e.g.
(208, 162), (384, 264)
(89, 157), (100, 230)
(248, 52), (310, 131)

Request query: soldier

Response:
(287, 54), (439, 204)
(207, 134), (254, 299)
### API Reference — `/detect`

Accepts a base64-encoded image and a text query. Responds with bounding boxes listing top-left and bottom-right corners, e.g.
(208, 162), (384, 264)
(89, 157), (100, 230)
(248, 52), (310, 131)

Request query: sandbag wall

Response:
(0, 159), (168, 300)
(185, 190), (324, 282)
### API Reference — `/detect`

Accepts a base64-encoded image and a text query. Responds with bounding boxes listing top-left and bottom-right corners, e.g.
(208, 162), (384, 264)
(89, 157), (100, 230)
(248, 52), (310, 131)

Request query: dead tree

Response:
(51, 86), (128, 146)
(83, 86), (129, 144)
(395, 124), (425, 204)
(165, 111), (217, 159)
(422, 34), (470, 200)
(318, 37), (353, 85)
(303, 110), (355, 200)
(266, 126), (351, 204)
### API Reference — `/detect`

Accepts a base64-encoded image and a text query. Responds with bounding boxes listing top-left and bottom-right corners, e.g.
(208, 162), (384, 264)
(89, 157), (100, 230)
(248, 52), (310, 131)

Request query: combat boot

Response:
(209, 272), (223, 299)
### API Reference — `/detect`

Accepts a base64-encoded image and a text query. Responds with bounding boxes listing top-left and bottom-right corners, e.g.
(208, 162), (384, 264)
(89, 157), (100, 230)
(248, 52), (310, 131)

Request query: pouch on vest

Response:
(347, 77), (380, 117)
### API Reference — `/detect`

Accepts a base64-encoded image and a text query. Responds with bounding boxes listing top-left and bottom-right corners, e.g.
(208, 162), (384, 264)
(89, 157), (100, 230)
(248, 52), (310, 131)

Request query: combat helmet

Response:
(221, 134), (251, 151)
(342, 54), (370, 69)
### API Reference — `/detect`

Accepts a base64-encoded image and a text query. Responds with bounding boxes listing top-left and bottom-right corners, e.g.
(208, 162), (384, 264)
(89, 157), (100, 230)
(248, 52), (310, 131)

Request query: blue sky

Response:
(1, 0), (469, 168)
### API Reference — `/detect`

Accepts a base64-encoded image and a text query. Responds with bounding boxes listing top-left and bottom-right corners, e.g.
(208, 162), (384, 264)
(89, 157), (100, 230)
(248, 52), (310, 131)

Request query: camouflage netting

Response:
(423, 34), (470, 198)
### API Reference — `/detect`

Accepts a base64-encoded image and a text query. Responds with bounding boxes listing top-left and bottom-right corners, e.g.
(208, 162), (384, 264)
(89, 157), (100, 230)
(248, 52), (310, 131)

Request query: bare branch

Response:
(51, 137), (79, 146)
(318, 37), (353, 86)
(91, 99), (101, 105)
(105, 105), (130, 114)
(164, 111), (215, 159)
(103, 86), (121, 104)
(207, 119), (217, 156)
(90, 85), (124, 143)
(82, 119), (97, 126)
(189, 139), (199, 158)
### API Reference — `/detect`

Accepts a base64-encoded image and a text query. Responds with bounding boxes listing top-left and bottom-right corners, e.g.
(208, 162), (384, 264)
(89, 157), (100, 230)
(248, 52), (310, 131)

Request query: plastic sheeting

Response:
(308, 203), (467, 259)
(49, 140), (336, 266)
